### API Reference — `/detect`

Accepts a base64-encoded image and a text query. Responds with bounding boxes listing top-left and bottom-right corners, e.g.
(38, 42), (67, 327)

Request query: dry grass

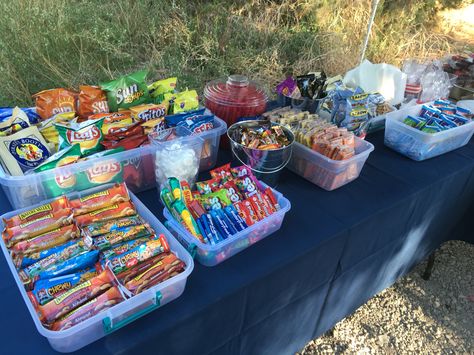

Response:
(0, 0), (472, 107)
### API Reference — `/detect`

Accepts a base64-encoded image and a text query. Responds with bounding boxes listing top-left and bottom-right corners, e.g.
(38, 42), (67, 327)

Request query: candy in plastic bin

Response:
(99, 236), (155, 261)
(210, 210), (233, 239)
(195, 217), (211, 244)
(235, 175), (260, 198)
(173, 200), (204, 243)
(201, 214), (222, 244)
(81, 215), (144, 238)
(222, 180), (243, 203)
(455, 106), (472, 119)
(403, 116), (422, 128)
(230, 165), (253, 178)
(224, 205), (247, 231)
(90, 224), (153, 251)
(198, 190), (232, 211)
(75, 201), (136, 226)
(180, 180), (194, 207)
(188, 200), (206, 220)
(234, 200), (259, 226)
(216, 209), (238, 235)
(209, 163), (233, 181)
(168, 177), (182, 201)
(196, 177), (221, 195)
(160, 188), (176, 214)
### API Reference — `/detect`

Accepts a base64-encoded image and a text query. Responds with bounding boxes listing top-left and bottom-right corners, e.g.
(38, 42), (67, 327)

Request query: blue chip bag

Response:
(176, 114), (214, 134)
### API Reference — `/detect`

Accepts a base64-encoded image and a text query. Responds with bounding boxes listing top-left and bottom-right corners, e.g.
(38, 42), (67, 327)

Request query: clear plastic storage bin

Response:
(0, 186), (194, 353)
(0, 116), (227, 209)
(163, 183), (291, 266)
(384, 104), (474, 161)
(286, 137), (374, 191)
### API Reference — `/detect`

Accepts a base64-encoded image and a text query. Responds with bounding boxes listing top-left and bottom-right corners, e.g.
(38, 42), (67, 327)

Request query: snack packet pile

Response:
(161, 164), (280, 245)
(2, 183), (186, 331)
(402, 100), (473, 133)
(276, 72), (328, 100)
(0, 71), (215, 178)
(263, 107), (356, 160)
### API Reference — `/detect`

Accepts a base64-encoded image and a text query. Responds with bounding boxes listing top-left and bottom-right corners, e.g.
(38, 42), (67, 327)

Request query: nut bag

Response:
(100, 70), (150, 112)
(32, 88), (77, 120)
(77, 85), (109, 119)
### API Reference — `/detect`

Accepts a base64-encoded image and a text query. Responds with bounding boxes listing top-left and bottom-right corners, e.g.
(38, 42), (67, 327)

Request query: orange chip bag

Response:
(77, 86), (109, 119)
(33, 89), (77, 120)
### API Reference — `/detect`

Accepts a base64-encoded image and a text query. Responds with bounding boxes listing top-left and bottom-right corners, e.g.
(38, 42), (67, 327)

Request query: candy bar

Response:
(81, 215), (144, 238)
(75, 201), (136, 226)
(70, 183), (130, 216)
(4, 197), (69, 228)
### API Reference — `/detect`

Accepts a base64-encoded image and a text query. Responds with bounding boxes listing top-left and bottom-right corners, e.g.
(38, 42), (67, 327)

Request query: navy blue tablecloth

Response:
(0, 130), (473, 355)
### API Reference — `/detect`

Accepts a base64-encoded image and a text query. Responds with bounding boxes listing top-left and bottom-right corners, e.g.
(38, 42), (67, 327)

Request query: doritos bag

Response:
(32, 88), (77, 120)
(78, 86), (109, 119)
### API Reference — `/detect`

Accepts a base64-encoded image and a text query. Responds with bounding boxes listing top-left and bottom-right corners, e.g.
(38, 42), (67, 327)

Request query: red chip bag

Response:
(33, 88), (77, 120)
(78, 85), (109, 119)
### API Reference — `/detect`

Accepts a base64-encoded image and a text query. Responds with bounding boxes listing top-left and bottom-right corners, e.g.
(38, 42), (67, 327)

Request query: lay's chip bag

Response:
(100, 70), (150, 112)
(55, 118), (105, 156)
(75, 151), (124, 190)
(35, 144), (83, 198)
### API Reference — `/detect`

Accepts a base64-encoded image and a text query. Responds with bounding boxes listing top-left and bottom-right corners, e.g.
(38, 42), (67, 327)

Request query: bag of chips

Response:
(55, 118), (105, 156)
(100, 70), (150, 111)
(148, 77), (177, 102)
(77, 85), (109, 119)
(32, 88), (77, 120)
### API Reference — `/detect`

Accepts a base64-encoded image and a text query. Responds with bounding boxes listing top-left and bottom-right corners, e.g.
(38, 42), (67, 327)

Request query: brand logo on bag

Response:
(85, 160), (122, 183)
(138, 107), (166, 121)
(192, 122), (213, 134)
(117, 84), (144, 105)
(10, 138), (49, 168)
(55, 172), (76, 188)
(67, 126), (101, 143)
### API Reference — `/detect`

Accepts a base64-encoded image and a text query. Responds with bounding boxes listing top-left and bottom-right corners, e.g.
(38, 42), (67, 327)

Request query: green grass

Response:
(0, 0), (472, 106)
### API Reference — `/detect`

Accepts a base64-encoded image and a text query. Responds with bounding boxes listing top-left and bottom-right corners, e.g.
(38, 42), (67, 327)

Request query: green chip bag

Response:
(148, 77), (177, 102)
(100, 70), (150, 111)
(34, 144), (82, 173)
(55, 118), (105, 156)
(75, 149), (124, 190)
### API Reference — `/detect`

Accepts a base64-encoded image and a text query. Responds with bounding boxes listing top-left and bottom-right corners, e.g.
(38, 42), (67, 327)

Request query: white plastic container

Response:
(286, 137), (374, 191)
(163, 183), (291, 266)
(0, 116), (227, 209)
(384, 104), (474, 161)
(0, 186), (194, 352)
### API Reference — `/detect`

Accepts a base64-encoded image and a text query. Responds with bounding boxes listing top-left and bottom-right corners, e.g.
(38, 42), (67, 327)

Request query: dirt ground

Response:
(299, 240), (474, 354)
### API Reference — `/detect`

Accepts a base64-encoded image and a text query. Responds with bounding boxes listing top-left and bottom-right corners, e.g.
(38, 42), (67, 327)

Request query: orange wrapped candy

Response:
(69, 183), (130, 216)
(75, 201), (136, 226)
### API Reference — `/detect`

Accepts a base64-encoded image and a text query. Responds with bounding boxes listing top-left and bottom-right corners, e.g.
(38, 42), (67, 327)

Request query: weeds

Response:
(0, 0), (472, 106)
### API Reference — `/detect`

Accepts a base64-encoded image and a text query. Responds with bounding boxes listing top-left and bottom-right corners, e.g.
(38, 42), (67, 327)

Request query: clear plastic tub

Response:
(163, 183), (291, 266)
(150, 126), (204, 189)
(384, 104), (474, 161)
(0, 185), (194, 353)
(286, 137), (374, 191)
(0, 116), (227, 209)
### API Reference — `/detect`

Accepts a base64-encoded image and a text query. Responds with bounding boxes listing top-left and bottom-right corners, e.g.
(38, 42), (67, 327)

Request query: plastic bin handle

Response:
(102, 291), (162, 334)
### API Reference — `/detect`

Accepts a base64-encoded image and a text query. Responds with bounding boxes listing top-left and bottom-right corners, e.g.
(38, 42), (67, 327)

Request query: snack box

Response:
(384, 104), (474, 161)
(163, 182), (291, 267)
(0, 185), (194, 352)
(286, 137), (374, 191)
(0, 116), (227, 209)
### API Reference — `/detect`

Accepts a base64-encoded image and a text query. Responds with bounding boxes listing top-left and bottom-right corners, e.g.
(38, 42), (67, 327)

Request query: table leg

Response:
(422, 253), (436, 280)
